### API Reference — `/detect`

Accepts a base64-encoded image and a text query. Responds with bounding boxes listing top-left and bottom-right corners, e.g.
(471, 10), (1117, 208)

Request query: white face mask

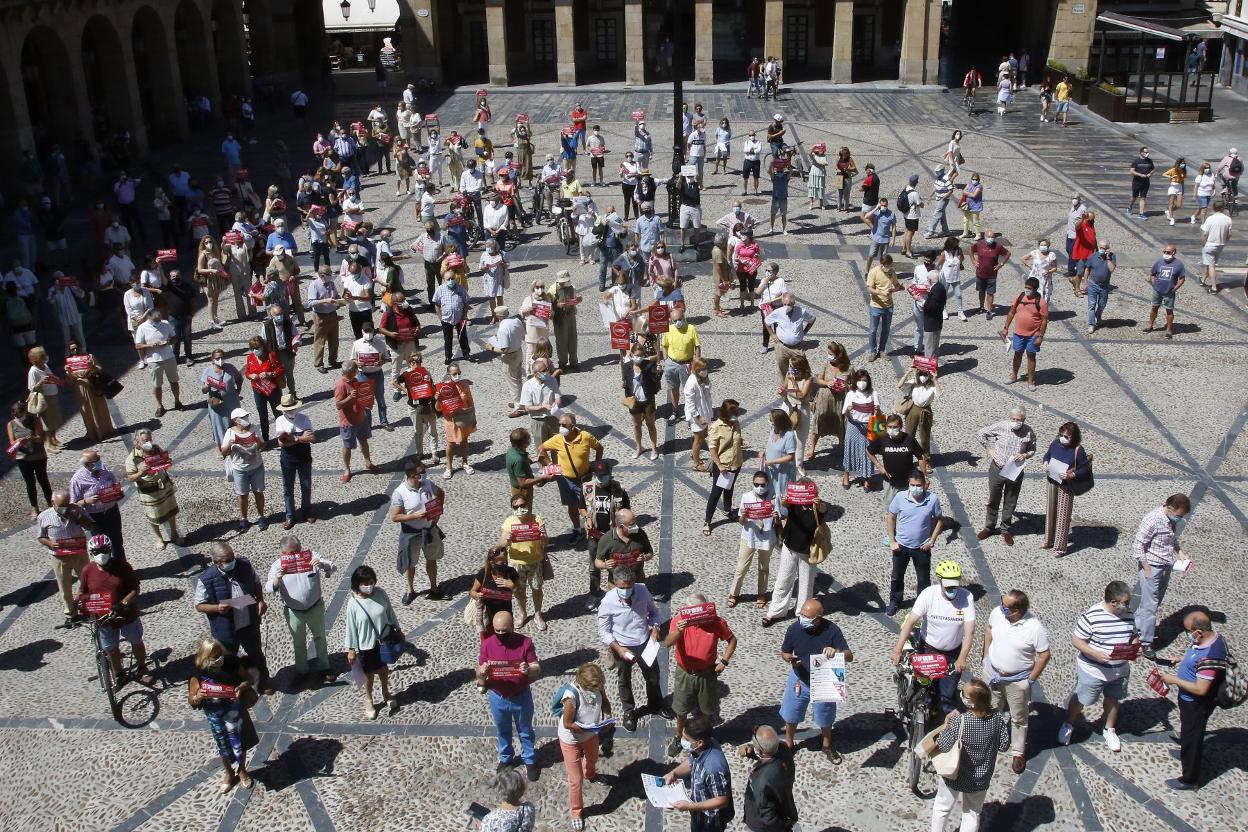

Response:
(140, 442), (155, 453)
(359, 585), (375, 596)
(1039, 246), (1049, 254)
(856, 380), (868, 391)
(917, 374), (930, 384)
(909, 485), (924, 499)
(1058, 435), (1072, 446)
(753, 484), (767, 496)
(92, 551), (111, 567)
(558, 426), (571, 437)
(212, 358), (224, 367)
(237, 418), (251, 429)
(886, 428), (901, 439)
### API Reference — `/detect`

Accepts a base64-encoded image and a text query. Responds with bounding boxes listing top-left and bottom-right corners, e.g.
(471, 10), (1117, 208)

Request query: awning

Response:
(1095, 11), (1220, 40)
(323, 0), (400, 33)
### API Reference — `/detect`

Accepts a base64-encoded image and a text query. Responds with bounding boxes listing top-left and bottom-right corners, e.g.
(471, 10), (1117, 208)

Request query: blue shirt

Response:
(343, 173), (360, 193)
(688, 740), (734, 826)
(781, 618), (849, 683)
(1085, 251), (1115, 286)
(888, 491), (943, 548)
(265, 230), (298, 254)
(432, 282), (469, 324)
(870, 209), (897, 244)
(635, 215), (664, 251)
(964, 181), (984, 212)
(221, 139), (242, 166)
(1177, 634), (1226, 703)
(1150, 258), (1185, 295)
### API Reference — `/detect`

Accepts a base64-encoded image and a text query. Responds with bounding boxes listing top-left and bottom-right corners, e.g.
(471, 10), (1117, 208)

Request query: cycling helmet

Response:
(87, 534), (113, 554)
(934, 560), (962, 581)
(773, 113), (784, 122)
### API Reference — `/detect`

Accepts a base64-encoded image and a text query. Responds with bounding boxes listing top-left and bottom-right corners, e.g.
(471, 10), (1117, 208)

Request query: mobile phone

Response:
(467, 802), (489, 821)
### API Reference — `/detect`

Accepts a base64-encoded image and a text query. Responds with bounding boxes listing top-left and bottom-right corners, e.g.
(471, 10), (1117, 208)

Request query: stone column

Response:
(57, 28), (104, 151)
(764, 0), (783, 61)
(830, 0), (853, 83)
(485, 0), (509, 86)
(0, 50), (35, 157)
(694, 0), (713, 84)
(555, 0), (577, 86)
(110, 27), (152, 155)
(625, 0), (646, 85)
(899, 0), (939, 84)
(398, 0), (442, 85)
(1049, 0), (1098, 74)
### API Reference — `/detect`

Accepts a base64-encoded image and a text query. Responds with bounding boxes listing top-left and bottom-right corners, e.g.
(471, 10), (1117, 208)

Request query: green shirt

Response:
(506, 446), (533, 489)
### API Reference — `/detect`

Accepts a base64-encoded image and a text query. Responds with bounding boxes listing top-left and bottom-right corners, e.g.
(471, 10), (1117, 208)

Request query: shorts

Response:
(1010, 333), (1041, 354)
(147, 358), (177, 388)
(1167, 184), (1182, 196)
(1201, 243), (1223, 266)
(688, 418), (706, 434)
(557, 475), (587, 508)
(231, 464), (266, 495)
(629, 396), (656, 416)
(1151, 289), (1176, 310)
(905, 218), (919, 232)
(405, 529), (445, 562)
(778, 669), (837, 728)
(672, 665), (720, 717)
(742, 159), (761, 179)
(771, 194), (788, 214)
(1055, 100), (1070, 113)
(339, 412), (373, 448)
(662, 358), (690, 391)
(679, 204), (702, 230)
(510, 558), (545, 592)
(98, 618), (144, 652)
(1073, 666), (1128, 707)
(1197, 194), (1212, 208)
(591, 156), (605, 171)
(975, 276), (998, 294)
(1131, 178), (1150, 198)
(869, 241), (889, 260)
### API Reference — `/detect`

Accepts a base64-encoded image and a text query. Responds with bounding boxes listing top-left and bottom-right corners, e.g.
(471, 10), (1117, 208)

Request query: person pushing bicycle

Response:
(78, 534), (155, 687)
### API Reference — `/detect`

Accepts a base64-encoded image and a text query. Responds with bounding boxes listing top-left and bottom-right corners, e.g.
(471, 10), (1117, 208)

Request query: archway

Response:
(292, 0), (328, 82)
(243, 0), (276, 78)
(21, 27), (84, 148)
(213, 0), (250, 98)
(132, 5), (183, 142)
(176, 0), (217, 104)
(82, 15), (138, 140)
(0, 62), (24, 185)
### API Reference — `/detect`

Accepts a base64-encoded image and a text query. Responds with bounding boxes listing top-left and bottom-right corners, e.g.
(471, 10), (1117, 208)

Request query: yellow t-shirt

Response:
(542, 432), (601, 479)
(661, 324), (701, 362)
(502, 514), (546, 565)
(1055, 82), (1072, 102)
(866, 266), (897, 309)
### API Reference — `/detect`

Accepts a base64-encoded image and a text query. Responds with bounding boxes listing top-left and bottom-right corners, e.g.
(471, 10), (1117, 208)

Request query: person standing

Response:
(884, 469), (943, 616)
(764, 293), (816, 378)
(557, 663), (611, 829)
(307, 266), (345, 372)
(891, 561), (975, 713)
(928, 680), (1010, 831)
(134, 310), (183, 417)
(69, 451), (126, 562)
(1064, 195), (1089, 276)
(124, 429), (184, 548)
(194, 543), (274, 695)
(975, 406), (1036, 546)
(1132, 494), (1191, 659)
(399, 351), (441, 460)
(960, 174), (984, 240)
(704, 399), (744, 534)
(351, 320), (393, 431)
(260, 303), (300, 395)
(266, 534), (336, 687)
(763, 482), (827, 623)
(663, 713), (735, 831)
(500, 497), (550, 632)
(275, 394), (316, 528)
(899, 174), (923, 256)
(1058, 581), (1139, 752)
(1127, 147), (1155, 219)
(741, 725), (798, 832)
(1001, 277), (1048, 392)
(1144, 245), (1186, 339)
(188, 638), (260, 793)
(983, 590), (1051, 774)
(390, 460), (448, 603)
(862, 198), (897, 273)
(1155, 611), (1228, 791)
(550, 271), (580, 370)
(971, 231), (1010, 318)
(333, 361), (379, 482)
(539, 414), (603, 538)
(1070, 210), (1097, 295)
(9, 400), (51, 518)
(924, 167), (953, 239)
(478, 610), (541, 781)
(777, 600), (852, 763)
(432, 276), (471, 365)
(1199, 199), (1231, 293)
(345, 565), (400, 719)
(597, 567), (668, 731)
(664, 591), (738, 757)
(37, 490), (94, 623)
(220, 408), (267, 531)
(865, 254), (901, 361)
(1083, 239), (1116, 334)
(729, 470), (776, 610)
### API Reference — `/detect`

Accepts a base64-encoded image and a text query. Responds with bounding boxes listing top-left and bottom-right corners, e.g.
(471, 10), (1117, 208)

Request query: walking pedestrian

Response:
(1132, 494), (1191, 659)
(976, 406), (1036, 546)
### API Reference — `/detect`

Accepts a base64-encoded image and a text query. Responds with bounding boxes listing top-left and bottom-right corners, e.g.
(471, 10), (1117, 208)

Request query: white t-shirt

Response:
(738, 490), (776, 549)
(222, 427), (262, 471)
(519, 375), (559, 413)
(910, 384), (937, 407)
(1027, 250), (1057, 280)
(1201, 212), (1232, 246)
(986, 606), (1050, 677)
(903, 187), (922, 221)
(133, 319), (175, 364)
(343, 273), (375, 313)
(1195, 173), (1216, 197)
(390, 478), (437, 530)
(351, 335), (390, 371)
(911, 584), (975, 652)
(557, 684), (604, 745)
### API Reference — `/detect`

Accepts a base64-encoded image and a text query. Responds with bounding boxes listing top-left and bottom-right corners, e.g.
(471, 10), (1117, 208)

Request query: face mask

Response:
(887, 428), (901, 439)
(1039, 246), (1049, 254)
(92, 551), (111, 566)
(1071, 199), (1080, 208)
(674, 319), (686, 329)
(1058, 435), (1072, 446)
(1025, 290), (1037, 298)
(917, 374), (930, 384)
(680, 738), (695, 752)
(212, 358), (224, 367)
(798, 615), (816, 630)
(630, 356), (642, 364)
(986, 237), (996, 246)
(252, 348), (263, 356)
(753, 484), (767, 496)
(625, 524), (640, 534)
(558, 426), (571, 437)
(273, 314), (284, 323)
(696, 371), (709, 381)
(1163, 254), (1175, 262)
(1012, 421), (1026, 432)
(595, 476), (610, 486)
(617, 587), (634, 601)
(89, 462), (102, 473)
(362, 329), (374, 338)
(513, 507), (528, 517)
(449, 374), (462, 381)
(656, 247), (666, 254)
(942, 587), (958, 599)
(237, 418), (251, 429)
(1187, 631), (1200, 645)
(55, 505), (69, 517)
(909, 485), (924, 499)
(359, 584), (375, 595)
(140, 442), (155, 453)
(219, 560), (236, 573)
(856, 380), (868, 391)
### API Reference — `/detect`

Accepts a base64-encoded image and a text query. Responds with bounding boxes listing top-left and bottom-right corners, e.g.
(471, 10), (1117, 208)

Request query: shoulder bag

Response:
(1069, 449), (1095, 496)
(353, 597), (406, 665)
(26, 390), (47, 415)
(807, 501), (831, 566)
(929, 714), (965, 778)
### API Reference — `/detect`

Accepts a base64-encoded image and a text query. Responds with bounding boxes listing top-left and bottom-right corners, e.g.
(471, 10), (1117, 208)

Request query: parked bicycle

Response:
(551, 198), (577, 256)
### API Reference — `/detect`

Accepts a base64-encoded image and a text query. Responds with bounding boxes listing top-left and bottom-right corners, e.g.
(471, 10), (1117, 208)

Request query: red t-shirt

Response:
(478, 632), (538, 698)
(333, 376), (365, 427)
(78, 561), (140, 626)
(1010, 295), (1049, 337)
(971, 240), (1009, 279)
(672, 613), (734, 674)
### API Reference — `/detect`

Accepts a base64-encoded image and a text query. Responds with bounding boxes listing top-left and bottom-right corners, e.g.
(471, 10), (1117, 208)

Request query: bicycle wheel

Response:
(96, 647), (120, 718)
(906, 705), (927, 792)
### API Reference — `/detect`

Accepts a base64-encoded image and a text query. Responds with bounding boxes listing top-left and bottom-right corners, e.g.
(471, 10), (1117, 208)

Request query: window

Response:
(785, 14), (809, 67)
(594, 17), (618, 68)
(532, 19), (555, 70)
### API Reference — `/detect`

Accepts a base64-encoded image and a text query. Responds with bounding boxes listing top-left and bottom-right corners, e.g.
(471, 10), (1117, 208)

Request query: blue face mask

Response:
(219, 560), (236, 573)
(798, 615), (816, 630)
(617, 587), (634, 601)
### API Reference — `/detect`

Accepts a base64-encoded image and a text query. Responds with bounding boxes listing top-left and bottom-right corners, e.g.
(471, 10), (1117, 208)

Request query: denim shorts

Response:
(556, 475), (586, 508)
(1055, 101), (1070, 113)
(1073, 666), (1128, 706)
(662, 358), (689, 391)
(99, 618), (144, 652)
(778, 669), (838, 728)
(975, 276), (998, 294)
(1197, 195), (1211, 208)
(339, 411), (373, 448)
(1150, 289), (1176, 310)
(1011, 333), (1041, 354)
(869, 241), (889, 260)
(231, 464), (266, 495)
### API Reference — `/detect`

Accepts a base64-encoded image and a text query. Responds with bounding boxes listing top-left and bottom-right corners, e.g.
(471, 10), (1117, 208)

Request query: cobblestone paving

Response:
(0, 87), (1245, 832)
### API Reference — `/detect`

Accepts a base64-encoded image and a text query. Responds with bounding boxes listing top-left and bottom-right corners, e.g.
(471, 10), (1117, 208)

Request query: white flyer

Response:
(715, 470), (737, 489)
(809, 653), (847, 703)
(998, 456), (1026, 482)
(599, 301), (619, 328)
(641, 638), (661, 666)
(642, 774), (690, 809)
(1046, 458), (1069, 484)
(1173, 559), (1194, 573)
(219, 594), (255, 609)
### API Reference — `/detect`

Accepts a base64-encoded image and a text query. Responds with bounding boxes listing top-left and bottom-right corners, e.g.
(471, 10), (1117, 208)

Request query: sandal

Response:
(756, 597), (768, 609)
(702, 524), (712, 537)
(726, 596), (738, 608)
(218, 777), (237, 794)
(238, 772), (254, 790)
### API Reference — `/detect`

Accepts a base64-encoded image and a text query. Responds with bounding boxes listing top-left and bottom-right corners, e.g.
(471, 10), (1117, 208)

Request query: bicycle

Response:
(532, 179), (558, 225)
(552, 198), (577, 256)
(887, 638), (948, 794)
(764, 145), (807, 182)
(1218, 175), (1239, 216)
(80, 603), (165, 722)
(963, 88), (977, 114)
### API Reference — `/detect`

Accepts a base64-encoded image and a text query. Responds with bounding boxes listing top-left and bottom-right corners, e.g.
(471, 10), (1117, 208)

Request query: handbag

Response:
(807, 502), (831, 566)
(463, 596), (484, 629)
(26, 390), (47, 415)
(541, 555), (555, 581)
(1069, 451), (1095, 496)
(353, 598), (407, 665)
(930, 715), (965, 778)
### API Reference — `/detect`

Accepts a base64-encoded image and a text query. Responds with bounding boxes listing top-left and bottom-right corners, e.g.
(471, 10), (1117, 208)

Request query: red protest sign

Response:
(562, 127), (577, 138)
(64, 355), (92, 373)
(353, 378), (376, 410)
(515, 113), (529, 123)
(223, 231), (244, 245)
(57, 274), (79, 288)
(830, 377), (847, 394)
(785, 481), (817, 505)
(271, 198), (287, 212)
(910, 653), (949, 680)
(509, 522), (544, 543)
(609, 320), (633, 350)
(5, 438), (26, 458)
(647, 303), (670, 334)
(82, 592), (112, 616)
(679, 602), (718, 624)
(156, 249), (178, 263)
(542, 463), (563, 478)
(94, 484), (124, 505)
(143, 451), (172, 474)
(613, 548), (644, 567)
(406, 374), (434, 400)
(590, 146), (606, 157)
(422, 494), (444, 522)
(743, 500), (774, 520)
(199, 680), (239, 700)
(811, 142), (828, 155)
(913, 355), (938, 374)
(631, 110), (646, 121)
(252, 377), (277, 397)
(308, 205), (327, 219)
(56, 535), (88, 557)
(488, 662), (526, 682)
(1110, 642), (1141, 661)
(356, 351), (381, 369)
(1146, 667), (1171, 697)
(436, 382), (464, 416)
(443, 252), (465, 269)
(531, 300), (552, 321)
(280, 550), (314, 574)
(480, 586), (513, 602)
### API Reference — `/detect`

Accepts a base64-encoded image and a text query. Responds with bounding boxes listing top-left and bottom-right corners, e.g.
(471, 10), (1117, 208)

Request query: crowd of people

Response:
(5, 82), (1242, 832)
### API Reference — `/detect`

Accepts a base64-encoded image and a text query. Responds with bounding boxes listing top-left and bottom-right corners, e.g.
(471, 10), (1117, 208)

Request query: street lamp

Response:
(340, 0), (351, 21)
(367, 0), (377, 10)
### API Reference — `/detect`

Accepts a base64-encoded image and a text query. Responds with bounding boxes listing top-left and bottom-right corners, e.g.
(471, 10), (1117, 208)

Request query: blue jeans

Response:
(868, 306), (894, 354)
(362, 370), (388, 424)
(1086, 281), (1109, 327)
(169, 315), (194, 361)
(599, 244), (622, 290)
(279, 451), (312, 520)
(487, 688), (537, 765)
(778, 669), (838, 727)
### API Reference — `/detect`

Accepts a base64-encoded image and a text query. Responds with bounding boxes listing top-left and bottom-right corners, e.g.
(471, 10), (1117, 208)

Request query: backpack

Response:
(1231, 157), (1244, 176)
(550, 682), (579, 715)
(1199, 639), (1247, 709)
(897, 188), (912, 214)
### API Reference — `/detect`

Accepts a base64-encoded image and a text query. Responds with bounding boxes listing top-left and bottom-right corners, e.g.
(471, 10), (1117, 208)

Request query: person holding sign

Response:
(439, 363), (478, 478)
(350, 320), (393, 430)
(8, 399), (51, 518)
(778, 600), (853, 764)
(78, 534), (154, 685)
(621, 342), (662, 461)
(397, 351), (440, 461)
(266, 534), (336, 687)
(1040, 422), (1093, 558)
(558, 662), (612, 828)
(730, 470), (776, 609)
(975, 406), (1036, 547)
(470, 545), (519, 635)
(220, 408), (268, 531)
(333, 361), (380, 483)
(195, 543), (274, 695)
(499, 498), (550, 632)
(477, 610), (542, 781)
(597, 567), (669, 732)
(591, 508), (653, 588)
(133, 310), (183, 418)
(37, 490), (94, 622)
(63, 341), (115, 443)
(188, 639), (260, 793)
(201, 348), (244, 447)
(244, 335), (284, 444)
(69, 450), (127, 563)
(763, 480), (827, 625)
(660, 307), (700, 425)
(124, 428), (184, 549)
(540, 414), (604, 539)
(390, 460), (448, 604)
(1058, 581), (1139, 752)
(664, 592), (737, 758)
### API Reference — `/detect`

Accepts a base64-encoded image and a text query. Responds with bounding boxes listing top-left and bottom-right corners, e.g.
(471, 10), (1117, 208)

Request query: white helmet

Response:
(773, 114), (784, 122)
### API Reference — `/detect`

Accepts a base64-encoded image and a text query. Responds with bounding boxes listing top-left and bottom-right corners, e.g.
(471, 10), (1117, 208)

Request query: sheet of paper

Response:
(220, 594), (255, 609)
(641, 638), (661, 667)
(809, 653), (847, 703)
(1046, 458), (1069, 484)
(998, 456), (1026, 482)
(1173, 558), (1194, 573)
(576, 717), (616, 733)
(642, 774), (690, 809)
(715, 470), (736, 489)
(599, 301), (619, 328)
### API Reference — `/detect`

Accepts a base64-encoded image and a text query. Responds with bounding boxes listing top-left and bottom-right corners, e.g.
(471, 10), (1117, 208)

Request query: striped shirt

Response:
(1073, 603), (1137, 681)
(977, 420), (1036, 469)
(1132, 506), (1180, 568)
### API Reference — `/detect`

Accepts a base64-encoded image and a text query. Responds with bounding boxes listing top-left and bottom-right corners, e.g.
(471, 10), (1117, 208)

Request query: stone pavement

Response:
(0, 88), (1245, 832)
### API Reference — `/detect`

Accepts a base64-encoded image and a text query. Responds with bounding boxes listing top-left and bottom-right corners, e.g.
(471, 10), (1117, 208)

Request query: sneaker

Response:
(631, 448), (642, 459)
(443, 468), (452, 480)
(1142, 645), (1157, 660)
(884, 601), (898, 616)
(256, 516), (268, 531)
(1165, 778), (1197, 791)
(1087, 326), (1095, 335)
(958, 312), (968, 322)
(1189, 216), (1196, 224)
(649, 449), (659, 461)
(1057, 722), (1073, 746)
(666, 413), (678, 424)
(1169, 217), (1175, 226)
(465, 464), (476, 475)
(1104, 728), (1121, 752)
(237, 518), (249, 532)
(657, 705), (676, 720)
(527, 764), (540, 783)
(401, 591), (415, 605)
(758, 345), (772, 354)
(622, 710), (637, 732)
(942, 311), (949, 320)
